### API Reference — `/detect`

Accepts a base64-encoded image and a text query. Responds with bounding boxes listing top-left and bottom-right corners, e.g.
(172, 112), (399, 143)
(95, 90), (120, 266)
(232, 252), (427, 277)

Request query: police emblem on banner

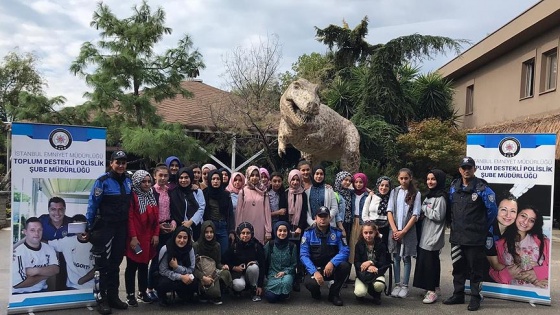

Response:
(472, 193), (478, 201)
(499, 137), (521, 158)
(485, 236), (493, 250)
(49, 128), (73, 150)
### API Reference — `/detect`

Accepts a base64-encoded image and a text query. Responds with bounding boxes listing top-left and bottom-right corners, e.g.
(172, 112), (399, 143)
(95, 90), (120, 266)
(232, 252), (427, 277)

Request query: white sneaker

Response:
(423, 291), (438, 304)
(390, 284), (402, 297)
(398, 285), (409, 298)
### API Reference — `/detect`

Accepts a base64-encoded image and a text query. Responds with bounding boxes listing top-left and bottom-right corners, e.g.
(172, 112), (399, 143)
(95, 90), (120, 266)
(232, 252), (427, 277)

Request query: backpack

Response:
(195, 255), (218, 281)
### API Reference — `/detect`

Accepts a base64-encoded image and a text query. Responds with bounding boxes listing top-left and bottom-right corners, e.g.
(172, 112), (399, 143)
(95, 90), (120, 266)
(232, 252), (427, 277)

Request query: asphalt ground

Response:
(1, 228), (558, 315)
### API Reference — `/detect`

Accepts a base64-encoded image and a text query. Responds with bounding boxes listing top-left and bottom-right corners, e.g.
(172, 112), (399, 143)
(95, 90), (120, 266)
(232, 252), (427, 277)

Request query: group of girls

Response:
(124, 156), (453, 307)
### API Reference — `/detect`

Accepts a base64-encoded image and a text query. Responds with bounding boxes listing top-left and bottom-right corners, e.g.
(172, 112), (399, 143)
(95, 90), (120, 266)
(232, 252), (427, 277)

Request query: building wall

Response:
(450, 25), (560, 129)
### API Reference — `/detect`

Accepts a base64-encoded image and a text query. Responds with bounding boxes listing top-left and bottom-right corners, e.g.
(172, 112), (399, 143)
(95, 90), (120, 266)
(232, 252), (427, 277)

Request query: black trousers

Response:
(156, 276), (198, 299)
(125, 257), (148, 294)
(90, 220), (127, 297)
(304, 261), (351, 297)
(147, 231), (173, 290)
(450, 245), (484, 297)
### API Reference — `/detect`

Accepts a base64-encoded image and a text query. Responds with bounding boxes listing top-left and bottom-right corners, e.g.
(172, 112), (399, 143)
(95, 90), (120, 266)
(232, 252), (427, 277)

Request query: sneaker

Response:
(210, 298), (223, 305)
(423, 291), (438, 304)
(126, 294), (138, 307)
(146, 290), (159, 302)
(252, 295), (262, 302)
(137, 291), (152, 303)
(390, 284), (402, 297)
(398, 286), (409, 298)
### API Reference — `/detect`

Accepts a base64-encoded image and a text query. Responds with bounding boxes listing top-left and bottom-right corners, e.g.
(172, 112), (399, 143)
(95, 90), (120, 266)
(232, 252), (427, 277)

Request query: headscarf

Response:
(177, 167), (199, 212)
(273, 221), (290, 250)
(353, 173), (368, 195)
(245, 165), (265, 195)
(165, 156), (182, 184)
(166, 226), (193, 266)
(205, 169), (231, 215)
(287, 169), (304, 226)
(259, 167), (270, 191)
(310, 166), (326, 187)
(426, 169), (448, 199)
(334, 171), (353, 224)
(198, 220), (218, 255)
(375, 176), (393, 217)
(218, 168), (231, 189)
(226, 172), (246, 194)
(235, 222), (257, 248)
(202, 164), (217, 172)
(131, 170), (157, 214)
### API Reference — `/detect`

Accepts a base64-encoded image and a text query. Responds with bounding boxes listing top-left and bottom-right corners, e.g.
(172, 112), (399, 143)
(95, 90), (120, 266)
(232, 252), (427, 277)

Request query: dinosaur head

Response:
(280, 78), (320, 127)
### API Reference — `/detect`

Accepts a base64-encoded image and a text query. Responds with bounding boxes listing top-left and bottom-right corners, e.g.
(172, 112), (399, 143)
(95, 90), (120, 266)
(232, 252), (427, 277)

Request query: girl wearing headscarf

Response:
(226, 171), (246, 212)
(413, 169), (447, 304)
(157, 226), (197, 306)
(362, 176), (393, 246)
(235, 166), (272, 244)
(349, 173), (369, 264)
(203, 169), (235, 256)
(201, 164), (217, 190)
(165, 156), (182, 190)
(259, 167), (271, 191)
(218, 168), (231, 189)
(193, 220), (233, 305)
(125, 170), (160, 306)
(305, 166), (337, 227)
(170, 167), (206, 242)
(286, 169), (309, 291)
(224, 222), (266, 302)
(268, 172), (288, 226)
(334, 171), (353, 238)
(264, 221), (298, 303)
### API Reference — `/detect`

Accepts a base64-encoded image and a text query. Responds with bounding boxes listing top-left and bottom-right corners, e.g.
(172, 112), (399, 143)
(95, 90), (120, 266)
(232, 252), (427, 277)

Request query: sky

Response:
(0, 0), (540, 108)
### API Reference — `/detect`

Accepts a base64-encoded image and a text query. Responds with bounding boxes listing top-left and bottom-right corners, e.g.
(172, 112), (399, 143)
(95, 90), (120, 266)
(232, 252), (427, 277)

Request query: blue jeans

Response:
(393, 253), (411, 286)
(213, 220), (230, 257)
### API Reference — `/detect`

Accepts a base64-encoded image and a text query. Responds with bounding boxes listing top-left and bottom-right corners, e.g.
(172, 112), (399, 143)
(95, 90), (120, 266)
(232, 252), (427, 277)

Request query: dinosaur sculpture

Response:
(278, 78), (360, 173)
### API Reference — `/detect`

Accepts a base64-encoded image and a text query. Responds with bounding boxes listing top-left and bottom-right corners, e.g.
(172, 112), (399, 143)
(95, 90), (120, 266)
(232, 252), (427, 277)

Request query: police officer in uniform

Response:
(86, 151), (132, 315)
(443, 157), (497, 311)
(300, 206), (350, 306)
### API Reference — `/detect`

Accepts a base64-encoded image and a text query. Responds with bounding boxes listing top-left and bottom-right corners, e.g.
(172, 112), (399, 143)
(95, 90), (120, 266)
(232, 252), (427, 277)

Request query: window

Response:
(521, 58), (535, 98)
(541, 48), (557, 92)
(465, 85), (474, 115)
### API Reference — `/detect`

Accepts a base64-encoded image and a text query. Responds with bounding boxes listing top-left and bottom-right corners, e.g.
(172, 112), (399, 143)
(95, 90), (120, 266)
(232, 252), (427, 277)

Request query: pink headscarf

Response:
(287, 169), (304, 226)
(353, 173), (368, 195)
(245, 166), (264, 194)
(226, 172), (246, 194)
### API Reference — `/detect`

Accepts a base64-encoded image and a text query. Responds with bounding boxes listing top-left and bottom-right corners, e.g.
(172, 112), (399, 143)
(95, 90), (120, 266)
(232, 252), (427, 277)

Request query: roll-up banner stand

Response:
(9, 122), (106, 313)
(466, 133), (554, 305)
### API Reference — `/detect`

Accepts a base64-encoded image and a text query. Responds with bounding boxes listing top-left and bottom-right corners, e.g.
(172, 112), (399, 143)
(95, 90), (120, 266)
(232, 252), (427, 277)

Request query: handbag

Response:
(195, 255), (218, 290)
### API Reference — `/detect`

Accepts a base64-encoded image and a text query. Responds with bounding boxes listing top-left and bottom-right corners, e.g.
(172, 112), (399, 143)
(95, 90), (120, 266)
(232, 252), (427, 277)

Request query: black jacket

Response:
(354, 238), (390, 283)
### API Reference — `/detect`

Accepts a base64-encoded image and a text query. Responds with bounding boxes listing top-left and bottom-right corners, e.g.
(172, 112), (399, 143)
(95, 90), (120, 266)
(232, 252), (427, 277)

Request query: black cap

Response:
(460, 156), (475, 168)
(316, 206), (330, 217)
(111, 150), (127, 161)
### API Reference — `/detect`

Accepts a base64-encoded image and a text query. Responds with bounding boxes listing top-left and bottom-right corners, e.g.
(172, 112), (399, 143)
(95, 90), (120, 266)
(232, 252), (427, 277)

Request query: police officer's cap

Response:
(316, 206), (330, 217)
(111, 150), (127, 161)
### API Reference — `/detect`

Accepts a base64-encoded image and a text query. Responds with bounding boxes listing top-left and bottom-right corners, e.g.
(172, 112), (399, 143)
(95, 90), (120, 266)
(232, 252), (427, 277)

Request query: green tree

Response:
(70, 1), (207, 160)
(0, 51), (60, 122)
(396, 118), (466, 182)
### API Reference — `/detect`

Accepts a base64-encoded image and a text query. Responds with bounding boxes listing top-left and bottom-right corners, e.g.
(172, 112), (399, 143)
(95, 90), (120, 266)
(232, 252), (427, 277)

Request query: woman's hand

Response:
(360, 261), (371, 272)
(151, 235), (159, 247)
(256, 287), (263, 296)
(180, 274), (193, 285)
(130, 237), (139, 250)
(367, 265), (378, 274)
(182, 220), (193, 228)
(294, 228), (302, 237)
(506, 264), (522, 278)
(169, 258), (179, 269)
(201, 275), (213, 286)
(275, 272), (285, 278)
(222, 264), (230, 270)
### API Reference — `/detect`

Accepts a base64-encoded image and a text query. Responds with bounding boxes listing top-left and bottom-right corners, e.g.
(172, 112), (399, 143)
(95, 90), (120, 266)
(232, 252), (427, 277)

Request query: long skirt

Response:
(348, 217), (362, 265)
(412, 247), (441, 291)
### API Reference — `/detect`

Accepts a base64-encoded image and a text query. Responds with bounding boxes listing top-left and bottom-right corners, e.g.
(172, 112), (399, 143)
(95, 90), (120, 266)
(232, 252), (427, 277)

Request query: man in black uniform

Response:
(300, 206), (350, 306)
(86, 151), (132, 315)
(443, 157), (497, 311)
